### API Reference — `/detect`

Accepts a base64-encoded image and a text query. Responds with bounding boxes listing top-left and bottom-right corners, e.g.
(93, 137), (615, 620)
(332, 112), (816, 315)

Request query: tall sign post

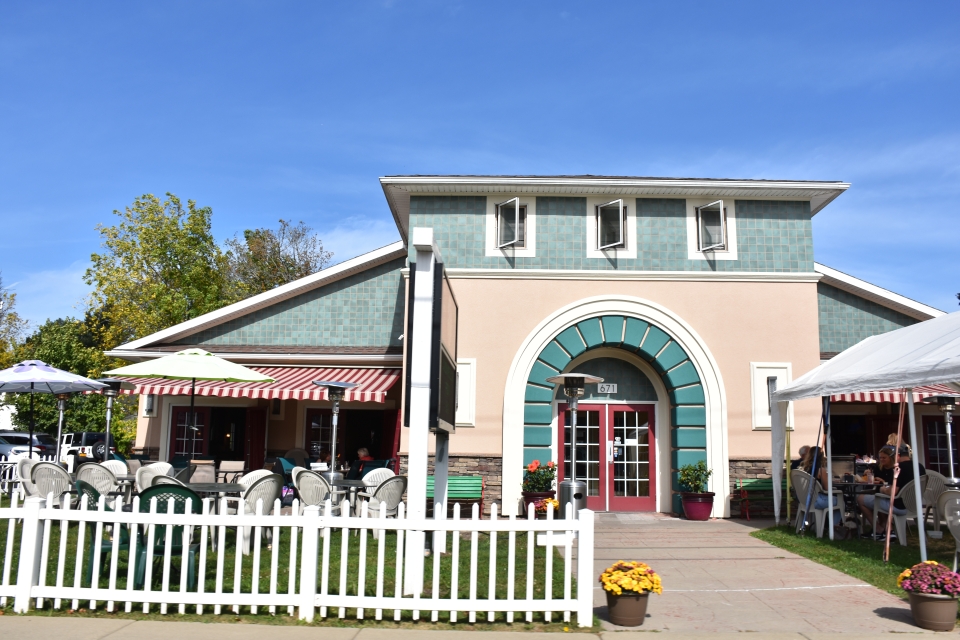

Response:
(403, 227), (458, 595)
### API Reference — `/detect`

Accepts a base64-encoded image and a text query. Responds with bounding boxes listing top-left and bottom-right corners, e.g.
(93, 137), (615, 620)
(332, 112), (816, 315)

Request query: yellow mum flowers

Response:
(599, 561), (663, 596)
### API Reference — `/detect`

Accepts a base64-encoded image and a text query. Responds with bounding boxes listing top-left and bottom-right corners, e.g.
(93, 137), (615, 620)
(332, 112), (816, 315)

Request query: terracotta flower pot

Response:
(908, 592), (958, 631)
(606, 590), (649, 626)
(681, 492), (715, 520)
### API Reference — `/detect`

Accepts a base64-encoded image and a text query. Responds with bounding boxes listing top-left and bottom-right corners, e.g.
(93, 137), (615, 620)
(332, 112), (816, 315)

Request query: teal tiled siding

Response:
(407, 196), (814, 272)
(521, 314), (707, 514)
(817, 283), (918, 353)
(176, 258), (406, 348)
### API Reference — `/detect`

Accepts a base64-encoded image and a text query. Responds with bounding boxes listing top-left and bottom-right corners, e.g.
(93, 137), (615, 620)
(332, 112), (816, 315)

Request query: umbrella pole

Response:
(190, 378), (197, 461)
(56, 395), (67, 465)
(29, 387), (34, 458)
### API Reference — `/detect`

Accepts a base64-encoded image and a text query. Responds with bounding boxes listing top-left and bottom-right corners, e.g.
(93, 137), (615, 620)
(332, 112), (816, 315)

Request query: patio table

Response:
(332, 479), (367, 513)
(832, 481), (878, 537)
(187, 482), (244, 495)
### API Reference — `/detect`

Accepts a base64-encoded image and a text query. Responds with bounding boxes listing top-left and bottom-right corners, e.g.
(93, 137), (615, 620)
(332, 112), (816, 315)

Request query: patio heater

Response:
(924, 395), (960, 482)
(312, 380), (358, 483)
(96, 378), (133, 462)
(55, 392), (73, 466)
(546, 373), (603, 519)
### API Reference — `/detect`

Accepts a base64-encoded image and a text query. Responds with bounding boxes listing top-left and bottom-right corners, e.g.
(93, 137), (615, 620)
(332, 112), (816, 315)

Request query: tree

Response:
(84, 193), (233, 348)
(5, 318), (138, 453)
(0, 274), (28, 370)
(226, 219), (333, 296)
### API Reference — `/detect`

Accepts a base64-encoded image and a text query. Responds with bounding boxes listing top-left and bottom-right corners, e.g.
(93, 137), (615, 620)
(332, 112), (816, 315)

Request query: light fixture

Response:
(546, 373), (603, 518)
(313, 380), (359, 483)
(924, 395), (960, 481)
(96, 378), (134, 462)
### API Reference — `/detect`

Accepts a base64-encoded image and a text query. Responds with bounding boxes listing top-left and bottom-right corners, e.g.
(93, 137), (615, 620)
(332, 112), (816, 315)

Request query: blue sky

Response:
(1, 1), (958, 326)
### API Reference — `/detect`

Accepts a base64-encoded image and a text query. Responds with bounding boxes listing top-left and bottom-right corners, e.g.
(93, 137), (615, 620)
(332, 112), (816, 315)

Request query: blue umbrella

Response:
(0, 360), (108, 457)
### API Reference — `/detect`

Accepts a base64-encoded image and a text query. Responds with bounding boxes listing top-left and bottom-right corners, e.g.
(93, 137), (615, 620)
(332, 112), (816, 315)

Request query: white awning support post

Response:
(404, 227), (440, 595)
(906, 388), (928, 561)
(824, 396), (834, 540)
(770, 398), (788, 525)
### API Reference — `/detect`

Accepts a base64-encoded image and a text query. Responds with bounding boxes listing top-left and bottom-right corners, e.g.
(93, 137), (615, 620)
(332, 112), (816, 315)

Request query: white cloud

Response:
(8, 261), (91, 328)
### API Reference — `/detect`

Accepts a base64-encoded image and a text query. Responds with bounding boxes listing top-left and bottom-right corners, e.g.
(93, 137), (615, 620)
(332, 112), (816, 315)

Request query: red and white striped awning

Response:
(830, 384), (958, 404)
(120, 366), (401, 403)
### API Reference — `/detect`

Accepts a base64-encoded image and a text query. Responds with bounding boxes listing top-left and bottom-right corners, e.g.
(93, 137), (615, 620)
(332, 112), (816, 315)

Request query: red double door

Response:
(556, 403), (657, 512)
(168, 406), (267, 470)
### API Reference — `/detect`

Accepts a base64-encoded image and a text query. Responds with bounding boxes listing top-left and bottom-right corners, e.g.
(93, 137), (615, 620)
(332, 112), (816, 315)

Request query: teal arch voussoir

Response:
(538, 342), (571, 372)
(528, 360), (559, 387)
(637, 325), (670, 361)
(653, 342), (687, 374)
(577, 318), (604, 348)
(524, 403), (553, 425)
(524, 447), (552, 466)
(664, 361), (700, 389)
(555, 326), (587, 358)
(601, 316), (624, 346)
(525, 384), (554, 403)
(670, 384), (705, 405)
(622, 317), (649, 350)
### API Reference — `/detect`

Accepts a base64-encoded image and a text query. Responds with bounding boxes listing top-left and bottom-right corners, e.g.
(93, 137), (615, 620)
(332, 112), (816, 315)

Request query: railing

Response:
(0, 494), (594, 626)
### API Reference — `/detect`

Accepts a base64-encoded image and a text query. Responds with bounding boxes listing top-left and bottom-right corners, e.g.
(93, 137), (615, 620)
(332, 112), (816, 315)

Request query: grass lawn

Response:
(0, 494), (594, 630)
(752, 524), (958, 599)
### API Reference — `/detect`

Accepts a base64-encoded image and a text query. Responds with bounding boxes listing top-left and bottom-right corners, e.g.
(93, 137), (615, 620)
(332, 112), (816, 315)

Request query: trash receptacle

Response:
(559, 479), (587, 519)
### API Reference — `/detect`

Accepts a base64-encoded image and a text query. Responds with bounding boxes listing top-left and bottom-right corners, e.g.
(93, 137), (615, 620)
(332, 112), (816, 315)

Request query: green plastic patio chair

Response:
(77, 480), (131, 586)
(135, 484), (204, 589)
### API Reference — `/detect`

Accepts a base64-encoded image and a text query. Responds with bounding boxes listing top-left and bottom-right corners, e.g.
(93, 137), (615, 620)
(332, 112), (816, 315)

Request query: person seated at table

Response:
(800, 446), (842, 527)
(857, 444), (925, 539)
(357, 447), (374, 462)
(791, 445), (810, 470)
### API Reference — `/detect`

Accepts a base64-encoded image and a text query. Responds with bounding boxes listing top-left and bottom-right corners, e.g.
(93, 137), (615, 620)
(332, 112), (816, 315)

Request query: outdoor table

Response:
(187, 482), (244, 495)
(832, 481), (878, 537)
(331, 479), (367, 513)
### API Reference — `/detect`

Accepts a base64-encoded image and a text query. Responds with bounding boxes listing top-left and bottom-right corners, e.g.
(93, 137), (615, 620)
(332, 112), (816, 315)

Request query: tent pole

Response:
(906, 389), (928, 561)
(825, 396), (835, 540)
(785, 428), (792, 526)
(799, 410), (824, 536)
(190, 378), (197, 461)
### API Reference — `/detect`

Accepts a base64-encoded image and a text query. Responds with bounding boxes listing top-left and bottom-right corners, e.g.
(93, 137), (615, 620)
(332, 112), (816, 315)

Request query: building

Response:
(112, 175), (946, 516)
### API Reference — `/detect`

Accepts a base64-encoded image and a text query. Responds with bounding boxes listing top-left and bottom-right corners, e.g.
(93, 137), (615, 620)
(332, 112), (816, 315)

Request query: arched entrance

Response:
(501, 295), (729, 516)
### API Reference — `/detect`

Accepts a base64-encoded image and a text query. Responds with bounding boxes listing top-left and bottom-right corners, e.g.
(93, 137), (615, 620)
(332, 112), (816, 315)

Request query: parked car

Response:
(60, 431), (116, 463)
(0, 435), (31, 458)
(0, 430), (57, 455)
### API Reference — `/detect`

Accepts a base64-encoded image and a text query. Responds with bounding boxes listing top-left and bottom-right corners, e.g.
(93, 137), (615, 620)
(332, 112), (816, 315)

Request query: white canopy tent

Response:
(770, 310), (960, 557)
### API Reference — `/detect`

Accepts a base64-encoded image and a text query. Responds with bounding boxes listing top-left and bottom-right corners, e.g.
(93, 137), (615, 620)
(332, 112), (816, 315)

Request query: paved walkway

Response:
(591, 512), (934, 633)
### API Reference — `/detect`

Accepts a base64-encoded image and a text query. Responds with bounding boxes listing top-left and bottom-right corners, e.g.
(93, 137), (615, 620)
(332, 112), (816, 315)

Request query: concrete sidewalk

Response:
(0, 617), (946, 639)
(591, 513), (935, 634)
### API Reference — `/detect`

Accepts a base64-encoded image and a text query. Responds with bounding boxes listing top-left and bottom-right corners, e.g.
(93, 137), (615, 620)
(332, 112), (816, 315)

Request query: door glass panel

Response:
(564, 409), (601, 496)
(307, 410), (333, 459)
(926, 418), (958, 476)
(173, 410), (206, 457)
(612, 410), (650, 498)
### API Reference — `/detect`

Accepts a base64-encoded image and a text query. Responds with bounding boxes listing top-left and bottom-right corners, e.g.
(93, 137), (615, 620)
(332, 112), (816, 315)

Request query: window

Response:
(749, 362), (793, 430)
(696, 200), (726, 251)
(270, 397), (285, 420)
(496, 198), (526, 248)
(455, 358), (476, 427)
(143, 394), (156, 417)
(596, 199), (625, 250)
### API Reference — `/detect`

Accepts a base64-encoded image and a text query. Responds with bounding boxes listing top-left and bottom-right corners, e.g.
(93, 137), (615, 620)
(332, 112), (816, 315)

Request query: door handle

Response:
(607, 441), (614, 463)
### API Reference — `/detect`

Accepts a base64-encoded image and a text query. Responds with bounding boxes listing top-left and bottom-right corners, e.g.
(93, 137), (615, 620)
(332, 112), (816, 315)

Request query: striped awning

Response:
(830, 383), (958, 404)
(120, 366), (401, 403)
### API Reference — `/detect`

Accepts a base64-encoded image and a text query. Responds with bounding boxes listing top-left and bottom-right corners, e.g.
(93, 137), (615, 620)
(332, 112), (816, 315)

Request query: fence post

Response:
(298, 505), (320, 622)
(576, 509), (594, 628)
(14, 496), (45, 613)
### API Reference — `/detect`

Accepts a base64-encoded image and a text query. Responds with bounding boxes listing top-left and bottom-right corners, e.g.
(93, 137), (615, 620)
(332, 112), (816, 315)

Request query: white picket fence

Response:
(0, 494), (594, 626)
(0, 454), (63, 495)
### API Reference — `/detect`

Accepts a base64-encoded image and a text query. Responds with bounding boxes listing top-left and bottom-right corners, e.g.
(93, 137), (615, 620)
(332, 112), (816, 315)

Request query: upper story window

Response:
(496, 197), (526, 249)
(596, 199), (625, 250)
(696, 200), (726, 251)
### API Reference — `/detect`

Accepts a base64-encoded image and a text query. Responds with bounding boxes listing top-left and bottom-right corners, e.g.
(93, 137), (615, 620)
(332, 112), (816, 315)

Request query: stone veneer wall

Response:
(399, 454), (503, 515)
(728, 457), (798, 517)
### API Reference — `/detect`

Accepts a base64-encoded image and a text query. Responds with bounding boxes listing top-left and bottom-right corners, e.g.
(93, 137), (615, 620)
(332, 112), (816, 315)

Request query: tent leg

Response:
(906, 389), (927, 561)
(825, 396), (834, 540)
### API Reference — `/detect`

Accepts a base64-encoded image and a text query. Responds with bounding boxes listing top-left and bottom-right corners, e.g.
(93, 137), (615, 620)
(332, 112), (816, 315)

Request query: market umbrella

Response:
(105, 348), (275, 459)
(0, 360), (109, 457)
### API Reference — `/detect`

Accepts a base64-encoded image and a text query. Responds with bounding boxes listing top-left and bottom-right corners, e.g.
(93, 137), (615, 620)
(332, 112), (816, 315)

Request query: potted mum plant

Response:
(678, 460), (713, 520)
(521, 460), (557, 511)
(599, 561), (662, 626)
(898, 560), (960, 631)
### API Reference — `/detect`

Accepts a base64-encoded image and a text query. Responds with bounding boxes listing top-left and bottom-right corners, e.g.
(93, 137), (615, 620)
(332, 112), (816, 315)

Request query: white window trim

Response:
(455, 358), (476, 427)
(485, 196), (537, 257)
(596, 199), (625, 250)
(686, 198), (738, 261)
(749, 362), (793, 431)
(586, 195), (637, 259)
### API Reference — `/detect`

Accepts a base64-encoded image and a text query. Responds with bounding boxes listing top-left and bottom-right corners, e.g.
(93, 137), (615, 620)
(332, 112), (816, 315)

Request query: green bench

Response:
(426, 475), (484, 517)
(731, 478), (788, 520)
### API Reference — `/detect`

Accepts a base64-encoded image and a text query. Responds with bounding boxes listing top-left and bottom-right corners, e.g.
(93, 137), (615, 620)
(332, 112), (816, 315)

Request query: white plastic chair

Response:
(222, 468), (273, 515)
(362, 467), (395, 488)
(923, 470), (948, 532)
(100, 460), (128, 476)
(240, 473), (283, 554)
(284, 448), (310, 468)
(31, 462), (72, 502)
(135, 462), (174, 493)
(938, 490), (960, 571)
(76, 463), (119, 496)
(153, 475), (188, 487)
(359, 476), (407, 536)
(16, 457), (39, 498)
(293, 469), (342, 516)
(790, 469), (844, 538)
(872, 476), (928, 546)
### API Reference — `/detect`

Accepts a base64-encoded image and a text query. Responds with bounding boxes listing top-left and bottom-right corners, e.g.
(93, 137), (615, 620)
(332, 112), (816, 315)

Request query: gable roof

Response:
(110, 241), (406, 353)
(380, 175), (850, 241)
(814, 262), (944, 321)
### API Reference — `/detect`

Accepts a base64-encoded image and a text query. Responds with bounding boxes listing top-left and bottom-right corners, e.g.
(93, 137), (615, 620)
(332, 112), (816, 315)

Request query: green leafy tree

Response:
(225, 219), (333, 296)
(5, 318), (137, 453)
(0, 274), (28, 369)
(84, 193), (233, 348)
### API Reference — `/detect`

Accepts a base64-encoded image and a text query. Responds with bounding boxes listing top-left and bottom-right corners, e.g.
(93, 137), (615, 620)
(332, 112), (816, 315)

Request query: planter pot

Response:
(605, 590), (649, 626)
(521, 490), (555, 513)
(681, 492), (715, 521)
(908, 592), (958, 631)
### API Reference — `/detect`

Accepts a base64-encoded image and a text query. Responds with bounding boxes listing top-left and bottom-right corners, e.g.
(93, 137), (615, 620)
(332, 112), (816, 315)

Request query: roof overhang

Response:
(814, 262), (945, 321)
(104, 349), (403, 366)
(380, 175), (850, 241)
